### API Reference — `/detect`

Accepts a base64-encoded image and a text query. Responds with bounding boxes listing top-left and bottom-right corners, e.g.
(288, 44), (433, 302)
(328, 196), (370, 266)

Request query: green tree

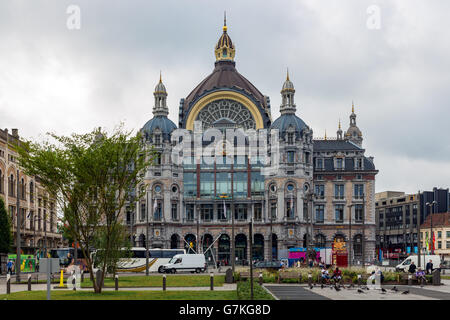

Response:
(0, 197), (12, 254)
(17, 125), (154, 293)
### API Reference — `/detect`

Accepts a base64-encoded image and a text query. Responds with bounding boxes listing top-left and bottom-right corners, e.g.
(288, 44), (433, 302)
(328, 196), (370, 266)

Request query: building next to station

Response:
(129, 19), (378, 266)
(0, 128), (63, 254)
(375, 188), (450, 260)
(419, 212), (450, 260)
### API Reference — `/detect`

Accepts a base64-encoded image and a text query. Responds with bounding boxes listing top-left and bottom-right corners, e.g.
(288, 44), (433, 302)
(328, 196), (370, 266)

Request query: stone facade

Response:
(0, 128), (63, 254)
(127, 21), (378, 266)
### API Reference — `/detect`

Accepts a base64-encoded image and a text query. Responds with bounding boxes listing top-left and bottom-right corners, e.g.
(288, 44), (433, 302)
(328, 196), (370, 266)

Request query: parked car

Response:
(253, 260), (282, 270)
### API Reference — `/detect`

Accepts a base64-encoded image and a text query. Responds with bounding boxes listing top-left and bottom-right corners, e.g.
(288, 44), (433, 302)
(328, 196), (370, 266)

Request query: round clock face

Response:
(196, 99), (256, 130)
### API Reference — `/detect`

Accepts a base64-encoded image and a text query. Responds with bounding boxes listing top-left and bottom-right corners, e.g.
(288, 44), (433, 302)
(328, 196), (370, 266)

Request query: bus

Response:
(94, 247), (186, 273)
(50, 247), (91, 272)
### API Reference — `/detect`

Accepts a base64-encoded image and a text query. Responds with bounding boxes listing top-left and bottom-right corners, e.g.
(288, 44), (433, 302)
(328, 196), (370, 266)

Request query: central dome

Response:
(184, 61), (267, 111)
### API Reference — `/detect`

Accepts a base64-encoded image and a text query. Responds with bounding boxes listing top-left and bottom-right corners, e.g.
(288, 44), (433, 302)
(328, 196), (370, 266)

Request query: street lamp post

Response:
(16, 169), (21, 283)
(362, 192), (365, 266)
(347, 204), (353, 268)
(426, 201), (437, 255)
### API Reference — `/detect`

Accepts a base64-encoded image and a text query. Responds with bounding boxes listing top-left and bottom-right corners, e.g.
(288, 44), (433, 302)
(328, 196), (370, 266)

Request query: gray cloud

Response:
(0, 0), (449, 194)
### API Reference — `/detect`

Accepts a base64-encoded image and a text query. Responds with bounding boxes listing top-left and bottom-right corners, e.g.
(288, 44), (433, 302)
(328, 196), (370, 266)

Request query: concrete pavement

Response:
(264, 283), (450, 300)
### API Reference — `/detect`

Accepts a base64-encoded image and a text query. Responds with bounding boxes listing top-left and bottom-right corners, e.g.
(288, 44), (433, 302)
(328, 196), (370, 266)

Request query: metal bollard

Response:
(28, 274), (32, 291)
(163, 275), (166, 291)
(358, 274), (362, 286)
(115, 275), (119, 291)
(210, 273), (214, 291)
(308, 273), (312, 287)
(81, 272), (84, 283)
(259, 273), (263, 285)
(6, 274), (11, 294)
(408, 275), (412, 286)
(73, 273), (76, 291)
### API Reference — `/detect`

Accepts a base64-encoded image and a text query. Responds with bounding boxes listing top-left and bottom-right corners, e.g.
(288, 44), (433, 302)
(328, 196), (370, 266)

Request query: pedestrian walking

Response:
(426, 259), (433, 274)
(7, 260), (13, 274)
(408, 260), (417, 274)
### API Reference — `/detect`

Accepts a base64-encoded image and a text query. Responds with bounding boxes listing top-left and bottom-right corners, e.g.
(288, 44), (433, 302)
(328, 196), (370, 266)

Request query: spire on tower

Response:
(286, 68), (290, 81)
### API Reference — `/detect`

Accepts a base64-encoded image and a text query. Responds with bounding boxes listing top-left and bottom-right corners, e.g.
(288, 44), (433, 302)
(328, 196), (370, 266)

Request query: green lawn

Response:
(77, 275), (225, 288)
(442, 275), (450, 280)
(0, 290), (237, 300)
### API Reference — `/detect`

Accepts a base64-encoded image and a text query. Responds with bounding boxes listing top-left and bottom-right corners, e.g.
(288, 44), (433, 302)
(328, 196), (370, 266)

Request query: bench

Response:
(400, 273), (426, 285)
(278, 272), (301, 283)
(239, 272), (261, 281)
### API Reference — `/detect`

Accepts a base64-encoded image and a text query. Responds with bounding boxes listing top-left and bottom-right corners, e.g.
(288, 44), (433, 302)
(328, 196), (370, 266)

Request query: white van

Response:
(395, 255), (441, 272)
(162, 254), (206, 274)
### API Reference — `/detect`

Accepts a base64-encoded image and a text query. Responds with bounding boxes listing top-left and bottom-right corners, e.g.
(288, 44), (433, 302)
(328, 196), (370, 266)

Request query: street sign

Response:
(39, 258), (60, 274)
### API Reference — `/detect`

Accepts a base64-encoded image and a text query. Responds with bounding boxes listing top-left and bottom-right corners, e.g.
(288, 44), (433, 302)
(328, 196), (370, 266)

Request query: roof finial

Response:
(352, 100), (355, 113)
(339, 119), (341, 130)
(324, 130), (327, 140)
(159, 70), (162, 83)
(286, 68), (290, 81)
(223, 11), (227, 32)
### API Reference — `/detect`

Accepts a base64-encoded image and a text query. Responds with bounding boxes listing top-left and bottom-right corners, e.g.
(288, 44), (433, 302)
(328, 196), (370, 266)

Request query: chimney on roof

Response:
(12, 129), (19, 138)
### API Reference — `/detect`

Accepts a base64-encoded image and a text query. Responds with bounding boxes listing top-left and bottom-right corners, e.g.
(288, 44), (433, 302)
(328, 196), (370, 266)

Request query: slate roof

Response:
(313, 139), (362, 151)
(183, 60), (268, 113)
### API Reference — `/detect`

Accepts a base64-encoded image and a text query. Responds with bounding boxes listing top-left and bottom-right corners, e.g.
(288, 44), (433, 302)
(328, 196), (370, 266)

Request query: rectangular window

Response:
(254, 203), (262, 221)
(447, 231), (450, 238)
(286, 199), (295, 220)
(287, 133), (294, 145)
(336, 158), (344, 170)
(154, 201), (162, 221)
(315, 205), (324, 223)
(186, 204), (194, 221)
(140, 203), (146, 221)
(171, 203), (178, 221)
(305, 152), (310, 164)
(335, 204), (344, 223)
(233, 172), (247, 198)
(183, 172), (197, 197)
(438, 231), (442, 239)
(316, 158), (324, 170)
(334, 184), (345, 199)
(438, 241), (442, 249)
(200, 172), (214, 198)
(287, 151), (295, 164)
(354, 184), (364, 199)
(447, 241), (450, 249)
(200, 204), (213, 221)
(355, 204), (364, 222)
(235, 204), (247, 221)
(218, 203), (229, 221)
(270, 201), (277, 220)
(315, 185), (325, 199)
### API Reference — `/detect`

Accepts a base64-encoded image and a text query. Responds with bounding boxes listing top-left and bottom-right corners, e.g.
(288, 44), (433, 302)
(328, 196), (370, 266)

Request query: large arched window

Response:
(30, 181), (34, 202)
(8, 174), (14, 197)
(21, 178), (25, 200)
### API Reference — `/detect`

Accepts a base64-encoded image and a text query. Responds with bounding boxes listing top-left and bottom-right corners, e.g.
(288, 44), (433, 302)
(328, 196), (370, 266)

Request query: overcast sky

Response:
(1, 0), (449, 194)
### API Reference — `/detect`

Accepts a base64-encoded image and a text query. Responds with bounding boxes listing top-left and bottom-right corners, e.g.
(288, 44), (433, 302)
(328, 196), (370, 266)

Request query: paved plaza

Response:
(264, 280), (450, 300)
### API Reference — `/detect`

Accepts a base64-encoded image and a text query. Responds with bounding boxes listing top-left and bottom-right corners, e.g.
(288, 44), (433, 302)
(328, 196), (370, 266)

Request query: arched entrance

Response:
(253, 234), (264, 261)
(202, 234), (214, 263)
(170, 234), (180, 249)
(184, 234), (197, 253)
(235, 234), (247, 264)
(218, 234), (230, 265)
(272, 234), (278, 260)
